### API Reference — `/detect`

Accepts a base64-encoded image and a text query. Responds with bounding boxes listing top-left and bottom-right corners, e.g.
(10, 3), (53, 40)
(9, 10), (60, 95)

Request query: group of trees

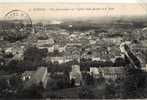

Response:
(0, 22), (32, 42)
(0, 73), (23, 98)
(78, 63), (147, 99)
(122, 66), (147, 98)
(0, 46), (46, 73)
(4, 46), (48, 72)
(78, 72), (121, 99)
(22, 46), (48, 70)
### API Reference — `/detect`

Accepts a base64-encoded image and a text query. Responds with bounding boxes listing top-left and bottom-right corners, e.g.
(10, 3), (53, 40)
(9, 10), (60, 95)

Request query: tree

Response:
(122, 65), (147, 99)
(22, 46), (48, 70)
(79, 86), (95, 99)
(104, 80), (116, 99)
(19, 83), (44, 98)
(114, 57), (126, 66)
(3, 23), (31, 42)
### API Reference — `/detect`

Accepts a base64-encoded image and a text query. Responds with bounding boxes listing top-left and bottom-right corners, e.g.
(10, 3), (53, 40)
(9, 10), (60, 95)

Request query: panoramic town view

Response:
(1, 6), (147, 99)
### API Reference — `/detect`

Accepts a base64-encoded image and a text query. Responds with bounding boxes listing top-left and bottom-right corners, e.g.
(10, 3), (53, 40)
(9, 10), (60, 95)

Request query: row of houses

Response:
(21, 64), (126, 89)
(20, 64), (147, 90)
(69, 65), (125, 86)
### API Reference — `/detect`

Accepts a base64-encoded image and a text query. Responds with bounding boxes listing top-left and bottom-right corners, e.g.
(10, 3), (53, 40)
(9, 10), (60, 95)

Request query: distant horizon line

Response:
(1, 16), (147, 24)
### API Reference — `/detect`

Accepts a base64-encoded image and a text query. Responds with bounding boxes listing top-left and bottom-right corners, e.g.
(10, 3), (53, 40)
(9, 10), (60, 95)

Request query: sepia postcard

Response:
(0, 0), (147, 99)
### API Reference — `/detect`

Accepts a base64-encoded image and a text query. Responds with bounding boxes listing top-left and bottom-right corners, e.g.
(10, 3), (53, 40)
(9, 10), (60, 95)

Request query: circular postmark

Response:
(4, 9), (32, 25)
(2, 10), (32, 42)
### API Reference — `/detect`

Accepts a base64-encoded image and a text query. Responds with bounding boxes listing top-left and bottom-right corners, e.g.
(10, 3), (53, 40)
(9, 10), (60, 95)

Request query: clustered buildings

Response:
(0, 20), (147, 97)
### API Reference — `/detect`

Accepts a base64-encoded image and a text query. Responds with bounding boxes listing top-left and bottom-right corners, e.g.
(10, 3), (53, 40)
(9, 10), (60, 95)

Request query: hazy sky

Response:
(0, 3), (147, 21)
